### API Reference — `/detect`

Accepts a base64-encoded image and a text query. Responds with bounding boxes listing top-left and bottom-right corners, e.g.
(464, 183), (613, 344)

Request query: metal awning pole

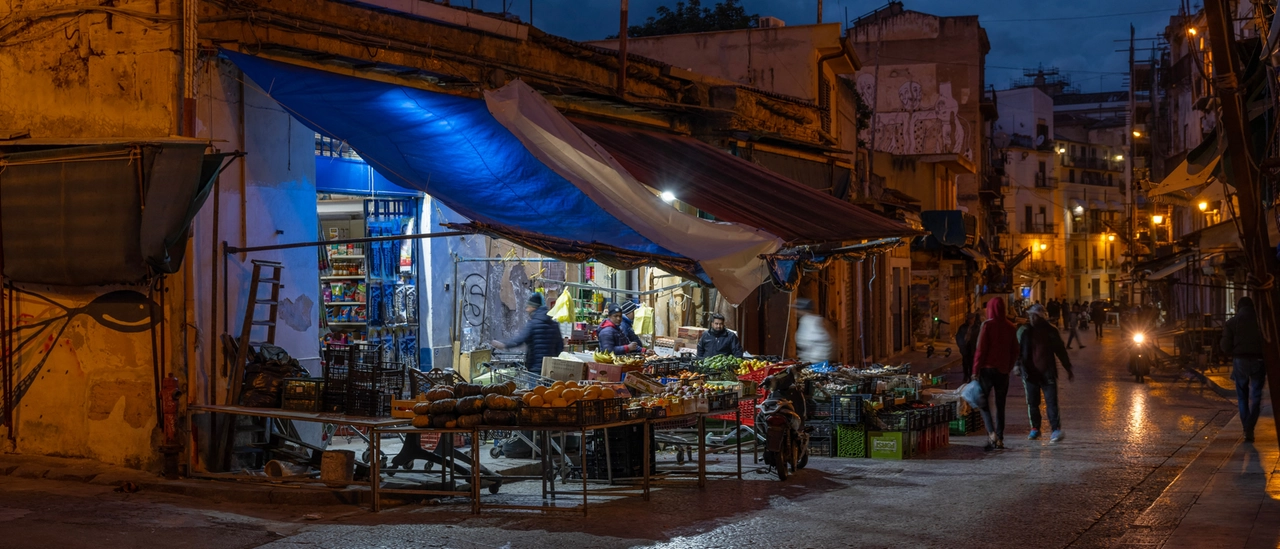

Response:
(225, 231), (468, 255)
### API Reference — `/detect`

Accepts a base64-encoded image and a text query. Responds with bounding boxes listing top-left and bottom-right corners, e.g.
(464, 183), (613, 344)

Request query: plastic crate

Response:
(709, 395), (758, 426)
(950, 408), (983, 435)
(809, 436), (835, 458)
(709, 392), (739, 412)
(345, 389), (391, 417)
(835, 424), (867, 458)
(517, 398), (630, 426)
(829, 395), (865, 425)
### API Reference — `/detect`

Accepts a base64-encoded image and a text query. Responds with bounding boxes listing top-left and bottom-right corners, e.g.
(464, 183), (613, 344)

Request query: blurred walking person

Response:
(955, 312), (981, 383)
(1221, 297), (1267, 443)
(972, 297), (1020, 451)
(1020, 304), (1075, 443)
(1064, 303), (1085, 349)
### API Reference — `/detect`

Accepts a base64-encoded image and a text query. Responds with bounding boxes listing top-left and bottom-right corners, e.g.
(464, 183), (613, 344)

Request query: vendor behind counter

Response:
(697, 313), (743, 358)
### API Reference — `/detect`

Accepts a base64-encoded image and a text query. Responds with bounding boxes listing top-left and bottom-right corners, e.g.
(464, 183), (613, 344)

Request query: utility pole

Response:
(618, 0), (628, 97)
(1126, 24), (1136, 305)
(817, 0), (823, 24)
(1203, 0), (1280, 446)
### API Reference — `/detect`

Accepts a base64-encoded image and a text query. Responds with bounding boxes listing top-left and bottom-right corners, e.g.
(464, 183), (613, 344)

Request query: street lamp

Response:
(1189, 27), (1198, 35)
(1152, 214), (1164, 224)
(1198, 201), (1209, 211)
(660, 191), (676, 203)
(1039, 243), (1048, 251)
(1132, 130), (1142, 138)
(1115, 154), (1125, 161)
(1108, 234), (1116, 242)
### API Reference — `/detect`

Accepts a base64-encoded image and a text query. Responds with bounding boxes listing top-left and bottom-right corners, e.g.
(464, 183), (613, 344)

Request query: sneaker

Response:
(995, 437), (1006, 450)
(1050, 430), (1064, 443)
(1028, 429), (1041, 440)
(984, 433), (998, 451)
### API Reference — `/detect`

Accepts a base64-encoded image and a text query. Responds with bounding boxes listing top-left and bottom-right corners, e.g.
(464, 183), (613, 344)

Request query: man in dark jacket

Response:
(1090, 300), (1107, 339)
(597, 304), (639, 355)
(1064, 303), (1085, 349)
(1020, 304), (1075, 443)
(696, 313), (743, 358)
(618, 301), (645, 352)
(492, 292), (564, 374)
(1221, 296), (1267, 442)
(1046, 299), (1061, 328)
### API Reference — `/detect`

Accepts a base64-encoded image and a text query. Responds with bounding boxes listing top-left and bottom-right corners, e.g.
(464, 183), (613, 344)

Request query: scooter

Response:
(755, 364), (811, 481)
(1128, 331), (1153, 383)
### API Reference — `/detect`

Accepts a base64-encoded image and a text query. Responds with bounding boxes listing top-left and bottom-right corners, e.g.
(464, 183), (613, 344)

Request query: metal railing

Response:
(1034, 174), (1058, 188)
(1022, 221), (1056, 234)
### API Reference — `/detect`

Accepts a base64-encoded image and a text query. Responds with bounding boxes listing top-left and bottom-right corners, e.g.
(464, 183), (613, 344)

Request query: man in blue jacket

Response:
(618, 301), (646, 352)
(597, 304), (639, 355)
(491, 292), (564, 373)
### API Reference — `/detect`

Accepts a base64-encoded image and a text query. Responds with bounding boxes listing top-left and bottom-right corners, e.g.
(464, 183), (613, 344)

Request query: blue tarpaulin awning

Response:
(916, 210), (973, 248)
(224, 51), (786, 302)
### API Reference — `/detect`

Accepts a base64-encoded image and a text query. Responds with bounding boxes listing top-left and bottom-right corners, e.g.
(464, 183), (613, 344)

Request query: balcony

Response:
(1022, 221), (1057, 234)
(1067, 155), (1123, 172)
(1034, 174), (1058, 189)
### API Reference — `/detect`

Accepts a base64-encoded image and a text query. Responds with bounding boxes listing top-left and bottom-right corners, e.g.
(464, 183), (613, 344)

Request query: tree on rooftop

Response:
(613, 0), (758, 38)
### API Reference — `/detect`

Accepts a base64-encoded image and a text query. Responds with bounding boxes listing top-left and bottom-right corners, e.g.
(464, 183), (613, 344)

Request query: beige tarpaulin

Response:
(1197, 217), (1280, 252)
(1148, 156), (1221, 197)
(484, 80), (783, 304)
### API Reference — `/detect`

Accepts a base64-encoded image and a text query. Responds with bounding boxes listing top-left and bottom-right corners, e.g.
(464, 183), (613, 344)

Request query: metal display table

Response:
(186, 404), (410, 490)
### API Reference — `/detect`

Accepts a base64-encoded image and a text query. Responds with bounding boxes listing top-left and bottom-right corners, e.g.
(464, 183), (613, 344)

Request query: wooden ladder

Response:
(217, 260), (285, 471)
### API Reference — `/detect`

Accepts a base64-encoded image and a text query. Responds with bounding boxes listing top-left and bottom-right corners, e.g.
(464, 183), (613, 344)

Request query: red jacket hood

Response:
(986, 297), (1007, 320)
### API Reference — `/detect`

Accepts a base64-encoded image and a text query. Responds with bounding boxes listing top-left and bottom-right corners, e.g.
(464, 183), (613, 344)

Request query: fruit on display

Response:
(485, 393), (519, 410)
(453, 382), (484, 398)
(702, 354), (743, 372)
(735, 359), (770, 375)
(457, 395), (486, 415)
(412, 402), (432, 415)
(592, 351), (615, 364)
(431, 413), (456, 428)
(424, 387), (454, 402)
(592, 351), (643, 367)
(411, 414), (432, 428)
(482, 409), (517, 425)
(457, 413), (484, 429)
(429, 398), (458, 415)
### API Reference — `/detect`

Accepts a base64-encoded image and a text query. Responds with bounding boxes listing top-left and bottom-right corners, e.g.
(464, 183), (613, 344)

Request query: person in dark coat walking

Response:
(1221, 296), (1267, 443)
(1064, 303), (1085, 349)
(1090, 300), (1107, 339)
(597, 304), (640, 355)
(492, 292), (565, 373)
(696, 313), (744, 358)
(1020, 304), (1075, 443)
(1046, 299), (1062, 328)
(955, 312), (981, 383)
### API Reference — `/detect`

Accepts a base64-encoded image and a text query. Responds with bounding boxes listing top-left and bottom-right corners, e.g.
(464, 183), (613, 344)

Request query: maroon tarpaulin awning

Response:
(574, 120), (917, 246)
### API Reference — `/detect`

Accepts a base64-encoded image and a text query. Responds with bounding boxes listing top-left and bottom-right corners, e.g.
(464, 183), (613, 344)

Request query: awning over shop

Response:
(1068, 199), (1083, 211)
(574, 121), (916, 246)
(1191, 180), (1229, 206)
(1089, 199), (1106, 210)
(1149, 133), (1223, 197)
(916, 210), (973, 248)
(0, 140), (231, 285)
(761, 237), (906, 291)
(1107, 200), (1123, 211)
(1195, 217), (1280, 253)
(224, 51), (782, 303)
(316, 156), (421, 197)
(1146, 254), (1193, 280)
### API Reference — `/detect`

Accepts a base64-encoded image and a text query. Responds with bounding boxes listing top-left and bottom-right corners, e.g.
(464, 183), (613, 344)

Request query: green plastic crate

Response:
(869, 431), (908, 460)
(949, 409), (983, 435)
(835, 423), (867, 458)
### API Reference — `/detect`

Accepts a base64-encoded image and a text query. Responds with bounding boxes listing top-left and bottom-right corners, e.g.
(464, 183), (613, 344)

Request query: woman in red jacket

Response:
(972, 297), (1020, 450)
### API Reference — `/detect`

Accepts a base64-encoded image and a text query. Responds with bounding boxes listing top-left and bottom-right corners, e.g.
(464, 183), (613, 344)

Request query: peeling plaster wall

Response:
(0, 0), (186, 469)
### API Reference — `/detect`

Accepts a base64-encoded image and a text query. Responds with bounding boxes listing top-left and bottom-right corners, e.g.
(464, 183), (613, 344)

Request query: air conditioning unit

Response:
(758, 16), (786, 28)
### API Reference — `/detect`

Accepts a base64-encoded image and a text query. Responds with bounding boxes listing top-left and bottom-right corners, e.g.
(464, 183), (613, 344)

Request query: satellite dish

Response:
(1034, 135), (1045, 146)
(993, 132), (1010, 149)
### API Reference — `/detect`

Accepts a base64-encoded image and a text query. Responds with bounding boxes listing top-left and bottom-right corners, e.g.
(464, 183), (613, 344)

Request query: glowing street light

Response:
(1114, 154), (1125, 161)
(1108, 234), (1116, 242)
(1152, 214), (1164, 224)
(1039, 243), (1048, 251)
(1199, 201), (1209, 211)
(660, 191), (676, 203)
(1189, 27), (1198, 35)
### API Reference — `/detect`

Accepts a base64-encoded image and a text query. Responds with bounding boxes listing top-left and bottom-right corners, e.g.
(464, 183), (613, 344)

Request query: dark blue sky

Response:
(469, 0), (1184, 92)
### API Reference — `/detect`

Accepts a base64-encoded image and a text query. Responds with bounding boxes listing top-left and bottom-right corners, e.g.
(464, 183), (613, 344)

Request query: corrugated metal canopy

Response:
(574, 120), (917, 246)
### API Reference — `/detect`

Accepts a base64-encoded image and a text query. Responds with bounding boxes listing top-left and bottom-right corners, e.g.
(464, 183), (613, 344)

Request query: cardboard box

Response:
(869, 431), (908, 460)
(677, 326), (707, 340)
(541, 357), (587, 381)
(587, 362), (642, 382)
(622, 371), (666, 395)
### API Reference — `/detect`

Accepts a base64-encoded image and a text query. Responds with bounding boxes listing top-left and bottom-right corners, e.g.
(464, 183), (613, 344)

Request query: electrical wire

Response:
(981, 8), (1179, 24)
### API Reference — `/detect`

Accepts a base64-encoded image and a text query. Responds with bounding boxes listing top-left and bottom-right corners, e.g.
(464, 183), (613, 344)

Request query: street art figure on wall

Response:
(857, 69), (972, 161)
(1, 286), (160, 423)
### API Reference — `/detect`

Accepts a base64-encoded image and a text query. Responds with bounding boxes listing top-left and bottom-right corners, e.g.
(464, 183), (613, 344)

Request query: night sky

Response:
(468, 0), (1183, 92)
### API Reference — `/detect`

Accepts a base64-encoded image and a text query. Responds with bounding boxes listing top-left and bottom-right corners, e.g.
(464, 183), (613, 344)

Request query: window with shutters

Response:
(818, 71), (832, 134)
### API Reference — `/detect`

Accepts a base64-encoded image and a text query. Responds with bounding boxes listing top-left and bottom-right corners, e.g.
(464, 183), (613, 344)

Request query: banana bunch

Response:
(592, 351), (616, 364)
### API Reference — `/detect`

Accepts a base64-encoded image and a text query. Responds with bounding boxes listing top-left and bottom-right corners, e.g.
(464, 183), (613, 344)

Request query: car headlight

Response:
(1132, 333), (1145, 343)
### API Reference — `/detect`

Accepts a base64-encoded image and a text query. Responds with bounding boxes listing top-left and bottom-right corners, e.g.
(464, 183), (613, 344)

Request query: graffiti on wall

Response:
(1, 286), (160, 423)
(856, 67), (972, 161)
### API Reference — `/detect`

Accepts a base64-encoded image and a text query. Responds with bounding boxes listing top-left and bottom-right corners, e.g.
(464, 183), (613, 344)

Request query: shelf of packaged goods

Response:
(330, 255), (365, 260)
(324, 301), (366, 306)
(327, 321), (368, 325)
(321, 275), (366, 280)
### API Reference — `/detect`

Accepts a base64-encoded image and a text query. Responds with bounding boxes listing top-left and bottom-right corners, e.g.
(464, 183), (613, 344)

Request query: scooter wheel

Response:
(775, 459), (788, 481)
(797, 449), (809, 470)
